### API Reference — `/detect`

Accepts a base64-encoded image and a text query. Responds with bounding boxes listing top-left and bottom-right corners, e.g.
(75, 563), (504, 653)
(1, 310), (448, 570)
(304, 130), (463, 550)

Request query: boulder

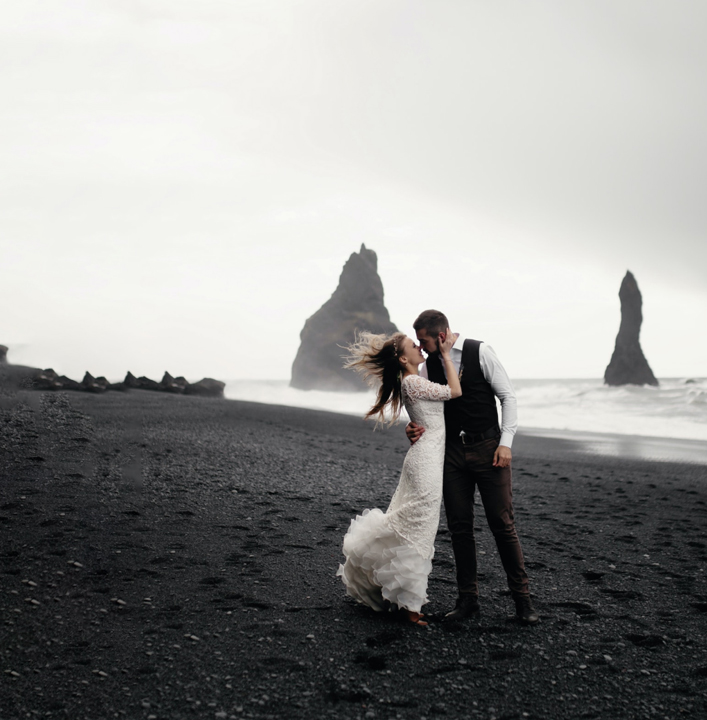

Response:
(604, 271), (659, 386)
(58, 375), (83, 391)
(28, 368), (83, 391)
(124, 371), (140, 388)
(120, 371), (224, 396)
(136, 376), (162, 391)
(32, 368), (63, 390)
(160, 372), (188, 394)
(290, 244), (398, 391)
(80, 372), (109, 393)
(184, 378), (225, 397)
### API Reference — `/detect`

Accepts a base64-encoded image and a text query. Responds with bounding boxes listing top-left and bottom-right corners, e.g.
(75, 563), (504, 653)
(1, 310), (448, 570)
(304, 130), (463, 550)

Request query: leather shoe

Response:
(444, 595), (480, 621)
(515, 596), (539, 625)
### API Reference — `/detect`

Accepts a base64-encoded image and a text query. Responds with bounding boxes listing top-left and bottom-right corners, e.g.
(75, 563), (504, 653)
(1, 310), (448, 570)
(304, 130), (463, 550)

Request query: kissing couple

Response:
(337, 309), (538, 626)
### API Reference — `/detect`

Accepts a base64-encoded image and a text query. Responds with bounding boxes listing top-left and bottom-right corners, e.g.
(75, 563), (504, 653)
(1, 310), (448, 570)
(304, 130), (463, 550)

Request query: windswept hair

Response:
(343, 331), (407, 425)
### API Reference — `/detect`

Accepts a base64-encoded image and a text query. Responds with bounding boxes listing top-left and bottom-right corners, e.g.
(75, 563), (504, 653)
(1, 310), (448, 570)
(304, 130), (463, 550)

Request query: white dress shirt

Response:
(420, 335), (518, 448)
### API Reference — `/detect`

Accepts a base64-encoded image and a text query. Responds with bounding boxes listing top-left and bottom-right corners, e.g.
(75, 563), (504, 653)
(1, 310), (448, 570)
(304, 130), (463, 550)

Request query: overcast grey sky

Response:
(2, 0), (706, 381)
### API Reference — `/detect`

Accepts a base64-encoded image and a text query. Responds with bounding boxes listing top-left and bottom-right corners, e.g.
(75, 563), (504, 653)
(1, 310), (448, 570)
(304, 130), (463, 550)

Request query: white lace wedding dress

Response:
(337, 374), (451, 613)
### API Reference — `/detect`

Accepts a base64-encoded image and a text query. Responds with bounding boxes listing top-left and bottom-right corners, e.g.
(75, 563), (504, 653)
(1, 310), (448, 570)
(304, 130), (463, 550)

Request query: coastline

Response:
(2, 390), (707, 719)
(223, 389), (707, 466)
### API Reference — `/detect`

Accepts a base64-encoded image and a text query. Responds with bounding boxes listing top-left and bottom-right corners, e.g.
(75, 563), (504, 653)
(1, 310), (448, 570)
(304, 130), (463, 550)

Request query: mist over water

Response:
(225, 378), (707, 442)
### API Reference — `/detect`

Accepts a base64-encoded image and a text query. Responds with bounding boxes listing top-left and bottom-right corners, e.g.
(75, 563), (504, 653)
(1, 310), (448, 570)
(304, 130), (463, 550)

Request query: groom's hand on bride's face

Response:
(406, 422), (425, 445)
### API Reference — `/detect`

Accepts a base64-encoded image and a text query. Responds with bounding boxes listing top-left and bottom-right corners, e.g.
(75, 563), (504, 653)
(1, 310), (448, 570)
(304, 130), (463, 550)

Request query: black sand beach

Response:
(2, 390), (707, 720)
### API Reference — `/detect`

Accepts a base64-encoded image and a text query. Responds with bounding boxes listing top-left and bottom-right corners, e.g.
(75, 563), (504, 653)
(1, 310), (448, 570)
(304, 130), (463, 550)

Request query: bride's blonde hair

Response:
(344, 331), (407, 425)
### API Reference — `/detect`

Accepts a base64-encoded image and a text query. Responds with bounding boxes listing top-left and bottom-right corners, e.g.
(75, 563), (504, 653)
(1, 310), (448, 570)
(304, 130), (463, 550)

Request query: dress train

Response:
(336, 508), (432, 613)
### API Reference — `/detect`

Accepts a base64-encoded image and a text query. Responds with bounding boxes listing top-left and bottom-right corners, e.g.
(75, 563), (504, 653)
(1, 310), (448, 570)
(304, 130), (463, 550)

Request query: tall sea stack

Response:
(604, 271), (658, 386)
(291, 245), (398, 392)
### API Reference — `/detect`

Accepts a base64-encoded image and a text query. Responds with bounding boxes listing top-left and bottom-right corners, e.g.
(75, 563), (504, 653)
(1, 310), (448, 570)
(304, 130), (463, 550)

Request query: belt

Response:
(458, 425), (500, 446)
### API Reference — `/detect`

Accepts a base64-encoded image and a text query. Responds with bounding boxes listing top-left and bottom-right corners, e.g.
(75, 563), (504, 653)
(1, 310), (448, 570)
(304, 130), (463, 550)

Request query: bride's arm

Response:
(439, 329), (462, 399)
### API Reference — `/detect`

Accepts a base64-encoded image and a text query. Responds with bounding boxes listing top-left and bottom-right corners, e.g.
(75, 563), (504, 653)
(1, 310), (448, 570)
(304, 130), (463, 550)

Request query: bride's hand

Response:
(438, 328), (456, 356)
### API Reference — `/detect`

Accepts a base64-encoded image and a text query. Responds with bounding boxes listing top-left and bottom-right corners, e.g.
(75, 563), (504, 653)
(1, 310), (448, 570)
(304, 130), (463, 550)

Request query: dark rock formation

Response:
(32, 369), (75, 391)
(123, 371), (139, 388)
(29, 369), (58, 390)
(59, 375), (83, 391)
(81, 372), (109, 393)
(291, 244), (398, 392)
(604, 271), (659, 386)
(0, 347), (224, 397)
(136, 376), (162, 391)
(160, 372), (189, 394)
(0, 346), (224, 397)
(184, 378), (226, 397)
(126, 371), (223, 397)
(118, 372), (223, 397)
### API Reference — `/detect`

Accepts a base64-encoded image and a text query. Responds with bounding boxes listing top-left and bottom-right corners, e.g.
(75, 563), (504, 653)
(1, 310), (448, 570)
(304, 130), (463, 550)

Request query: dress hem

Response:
(337, 508), (432, 613)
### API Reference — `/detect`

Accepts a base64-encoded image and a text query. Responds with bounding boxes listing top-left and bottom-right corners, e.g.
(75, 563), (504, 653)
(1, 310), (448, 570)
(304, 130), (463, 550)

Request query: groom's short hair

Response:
(413, 310), (449, 337)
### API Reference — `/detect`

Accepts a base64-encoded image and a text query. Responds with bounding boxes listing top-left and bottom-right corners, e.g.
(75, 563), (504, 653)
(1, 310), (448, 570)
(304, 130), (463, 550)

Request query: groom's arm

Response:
(479, 344), (517, 468)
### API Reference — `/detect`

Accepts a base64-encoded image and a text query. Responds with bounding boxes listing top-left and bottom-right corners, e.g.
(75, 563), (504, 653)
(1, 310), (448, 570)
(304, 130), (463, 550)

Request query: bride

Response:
(336, 329), (461, 626)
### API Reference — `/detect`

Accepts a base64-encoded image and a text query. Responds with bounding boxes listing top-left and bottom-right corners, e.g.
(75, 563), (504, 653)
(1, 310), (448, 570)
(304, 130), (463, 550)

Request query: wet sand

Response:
(2, 389), (707, 720)
(517, 427), (707, 466)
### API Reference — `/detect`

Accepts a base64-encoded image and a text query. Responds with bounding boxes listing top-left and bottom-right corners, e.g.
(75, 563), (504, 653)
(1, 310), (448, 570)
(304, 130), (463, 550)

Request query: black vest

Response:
(426, 339), (499, 436)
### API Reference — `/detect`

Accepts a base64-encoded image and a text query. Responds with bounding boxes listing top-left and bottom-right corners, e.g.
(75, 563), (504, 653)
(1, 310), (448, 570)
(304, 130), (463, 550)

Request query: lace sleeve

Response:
(403, 374), (452, 402)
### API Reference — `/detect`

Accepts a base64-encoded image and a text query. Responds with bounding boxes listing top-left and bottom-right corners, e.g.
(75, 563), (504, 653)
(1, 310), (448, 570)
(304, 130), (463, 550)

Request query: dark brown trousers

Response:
(442, 434), (529, 599)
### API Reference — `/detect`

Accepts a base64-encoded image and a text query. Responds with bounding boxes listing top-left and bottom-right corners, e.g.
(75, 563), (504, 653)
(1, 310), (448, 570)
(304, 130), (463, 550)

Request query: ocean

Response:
(225, 377), (707, 464)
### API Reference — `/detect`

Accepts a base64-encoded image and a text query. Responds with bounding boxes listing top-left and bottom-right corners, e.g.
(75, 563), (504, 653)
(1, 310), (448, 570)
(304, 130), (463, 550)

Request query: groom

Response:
(406, 309), (539, 624)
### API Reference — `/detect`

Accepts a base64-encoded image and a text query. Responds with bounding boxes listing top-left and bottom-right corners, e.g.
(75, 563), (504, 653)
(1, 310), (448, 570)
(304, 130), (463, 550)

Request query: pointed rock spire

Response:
(604, 271), (658, 386)
(291, 245), (398, 391)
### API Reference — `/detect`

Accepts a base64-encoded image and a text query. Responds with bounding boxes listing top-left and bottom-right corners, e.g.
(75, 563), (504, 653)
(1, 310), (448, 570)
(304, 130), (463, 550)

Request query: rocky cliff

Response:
(290, 245), (398, 391)
(604, 271), (659, 386)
